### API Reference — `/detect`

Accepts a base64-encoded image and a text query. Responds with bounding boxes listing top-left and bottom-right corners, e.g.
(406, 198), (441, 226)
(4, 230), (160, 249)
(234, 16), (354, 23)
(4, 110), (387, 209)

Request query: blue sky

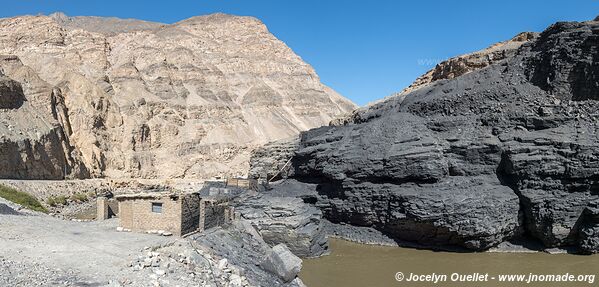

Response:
(2, 1), (597, 106)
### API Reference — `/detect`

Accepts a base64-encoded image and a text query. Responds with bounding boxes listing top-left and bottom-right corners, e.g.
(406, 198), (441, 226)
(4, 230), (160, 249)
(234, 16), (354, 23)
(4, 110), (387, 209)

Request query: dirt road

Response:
(0, 205), (171, 286)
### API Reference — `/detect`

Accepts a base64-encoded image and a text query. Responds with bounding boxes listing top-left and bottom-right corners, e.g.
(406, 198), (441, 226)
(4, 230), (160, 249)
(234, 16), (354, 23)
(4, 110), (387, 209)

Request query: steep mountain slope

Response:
(0, 55), (88, 179)
(332, 31), (538, 126)
(0, 12), (355, 179)
(287, 19), (599, 252)
(400, 31), (537, 95)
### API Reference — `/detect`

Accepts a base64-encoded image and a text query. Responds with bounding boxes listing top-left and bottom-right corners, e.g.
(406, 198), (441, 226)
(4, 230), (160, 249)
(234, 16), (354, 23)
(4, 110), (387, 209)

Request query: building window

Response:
(151, 202), (163, 213)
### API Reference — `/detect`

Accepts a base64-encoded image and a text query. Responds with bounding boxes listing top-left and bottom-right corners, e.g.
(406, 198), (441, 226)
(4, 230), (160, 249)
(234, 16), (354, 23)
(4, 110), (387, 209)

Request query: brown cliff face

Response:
(0, 13), (355, 179)
(0, 55), (88, 179)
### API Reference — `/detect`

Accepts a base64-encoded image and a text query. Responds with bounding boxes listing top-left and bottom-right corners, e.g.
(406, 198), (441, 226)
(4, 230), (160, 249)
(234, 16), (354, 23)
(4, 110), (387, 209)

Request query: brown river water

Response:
(300, 239), (599, 287)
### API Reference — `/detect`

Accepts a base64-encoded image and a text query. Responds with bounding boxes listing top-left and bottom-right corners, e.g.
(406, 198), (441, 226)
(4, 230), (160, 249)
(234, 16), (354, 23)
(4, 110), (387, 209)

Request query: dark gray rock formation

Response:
(260, 244), (302, 283)
(286, 20), (599, 252)
(191, 220), (307, 286)
(321, 219), (400, 246)
(235, 193), (328, 257)
(248, 137), (299, 181)
(526, 22), (599, 101)
(579, 200), (599, 254)
(330, 32), (538, 127)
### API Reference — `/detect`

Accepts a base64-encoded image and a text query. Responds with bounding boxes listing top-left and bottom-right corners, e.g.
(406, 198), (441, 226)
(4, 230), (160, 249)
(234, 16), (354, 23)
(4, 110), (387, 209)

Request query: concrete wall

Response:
(118, 196), (183, 235)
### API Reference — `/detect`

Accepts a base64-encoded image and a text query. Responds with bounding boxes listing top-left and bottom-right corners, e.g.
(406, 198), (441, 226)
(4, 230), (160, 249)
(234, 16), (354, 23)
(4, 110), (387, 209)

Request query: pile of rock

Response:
(192, 220), (308, 287)
(128, 241), (251, 287)
(0, 257), (85, 286)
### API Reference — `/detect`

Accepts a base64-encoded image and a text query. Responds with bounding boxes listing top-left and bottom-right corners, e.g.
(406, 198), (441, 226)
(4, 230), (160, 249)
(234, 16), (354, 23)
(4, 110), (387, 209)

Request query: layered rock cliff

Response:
(0, 55), (89, 179)
(0, 12), (355, 179)
(274, 19), (599, 252)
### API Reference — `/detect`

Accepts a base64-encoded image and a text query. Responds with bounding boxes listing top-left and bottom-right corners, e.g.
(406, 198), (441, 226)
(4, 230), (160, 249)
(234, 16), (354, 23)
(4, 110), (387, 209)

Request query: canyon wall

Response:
(0, 12), (355, 179)
(271, 19), (599, 252)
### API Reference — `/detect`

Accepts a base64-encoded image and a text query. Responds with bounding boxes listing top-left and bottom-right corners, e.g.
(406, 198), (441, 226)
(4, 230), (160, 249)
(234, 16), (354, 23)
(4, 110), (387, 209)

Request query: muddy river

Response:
(301, 239), (599, 287)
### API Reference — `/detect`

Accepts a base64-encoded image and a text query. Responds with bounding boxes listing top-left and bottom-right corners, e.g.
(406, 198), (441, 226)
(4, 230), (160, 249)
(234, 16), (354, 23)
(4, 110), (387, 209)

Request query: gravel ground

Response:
(0, 209), (172, 286)
(0, 257), (92, 287)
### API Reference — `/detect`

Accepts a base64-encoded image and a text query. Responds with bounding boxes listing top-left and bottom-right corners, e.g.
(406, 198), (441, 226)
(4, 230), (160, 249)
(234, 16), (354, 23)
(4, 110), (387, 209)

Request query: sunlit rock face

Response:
(0, 12), (355, 179)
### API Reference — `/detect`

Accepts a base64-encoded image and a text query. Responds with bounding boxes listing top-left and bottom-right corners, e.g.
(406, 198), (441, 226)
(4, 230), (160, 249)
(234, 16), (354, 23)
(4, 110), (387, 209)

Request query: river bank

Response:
(323, 217), (577, 254)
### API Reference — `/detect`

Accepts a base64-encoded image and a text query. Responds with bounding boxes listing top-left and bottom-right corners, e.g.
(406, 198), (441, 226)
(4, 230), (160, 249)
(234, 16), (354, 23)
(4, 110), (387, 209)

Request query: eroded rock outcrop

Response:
(0, 56), (88, 179)
(248, 137), (299, 181)
(402, 31), (537, 95)
(286, 19), (599, 251)
(579, 200), (599, 254)
(0, 13), (355, 179)
(0, 73), (24, 109)
(235, 194), (328, 257)
(192, 220), (308, 286)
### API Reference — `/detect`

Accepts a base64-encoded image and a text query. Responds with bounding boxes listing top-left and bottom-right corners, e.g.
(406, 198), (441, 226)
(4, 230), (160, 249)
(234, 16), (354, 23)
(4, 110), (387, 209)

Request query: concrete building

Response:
(111, 192), (232, 236)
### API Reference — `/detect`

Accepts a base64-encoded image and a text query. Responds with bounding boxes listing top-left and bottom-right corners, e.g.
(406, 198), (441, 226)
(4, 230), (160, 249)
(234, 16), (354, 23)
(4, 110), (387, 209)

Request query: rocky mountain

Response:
(400, 31), (538, 95)
(0, 12), (355, 180)
(267, 18), (599, 252)
(332, 31), (538, 126)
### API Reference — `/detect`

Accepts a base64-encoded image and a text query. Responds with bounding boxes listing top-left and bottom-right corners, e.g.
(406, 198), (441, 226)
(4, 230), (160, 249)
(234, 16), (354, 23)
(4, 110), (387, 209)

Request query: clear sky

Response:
(1, 1), (597, 106)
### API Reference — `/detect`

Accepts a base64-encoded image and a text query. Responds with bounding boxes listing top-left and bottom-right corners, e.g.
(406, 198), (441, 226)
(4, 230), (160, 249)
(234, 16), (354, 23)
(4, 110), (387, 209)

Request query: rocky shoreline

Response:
(244, 180), (585, 255)
(323, 219), (577, 254)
